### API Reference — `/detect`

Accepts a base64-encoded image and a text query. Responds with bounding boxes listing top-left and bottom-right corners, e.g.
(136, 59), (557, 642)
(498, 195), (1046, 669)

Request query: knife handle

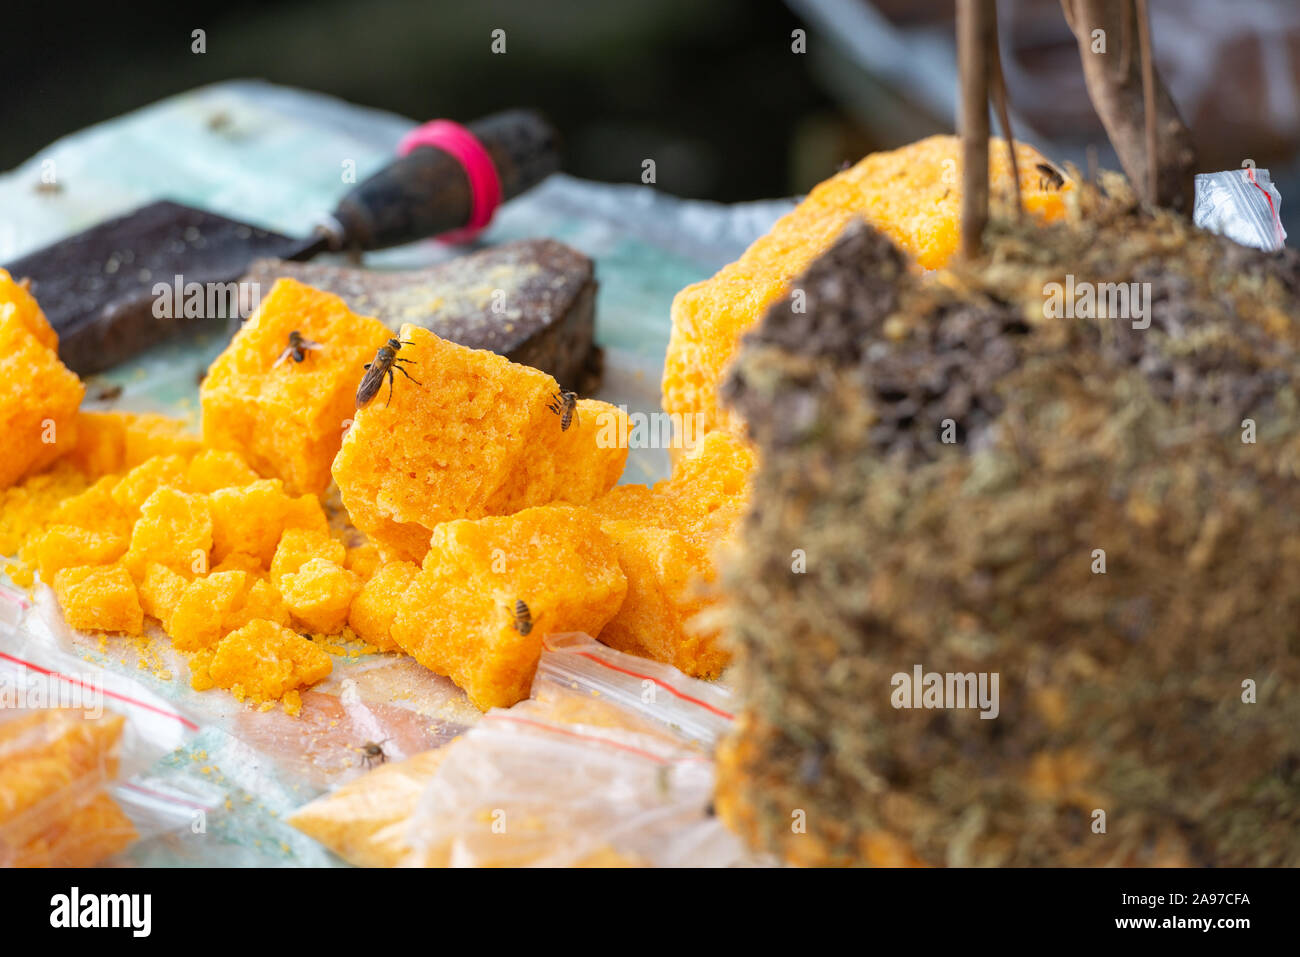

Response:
(325, 110), (560, 251)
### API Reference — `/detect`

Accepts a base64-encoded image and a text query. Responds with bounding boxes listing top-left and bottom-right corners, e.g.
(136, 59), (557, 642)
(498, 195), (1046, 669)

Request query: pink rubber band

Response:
(397, 119), (502, 243)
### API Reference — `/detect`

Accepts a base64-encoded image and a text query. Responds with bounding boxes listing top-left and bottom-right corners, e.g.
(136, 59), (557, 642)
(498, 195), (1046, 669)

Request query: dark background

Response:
(0, 0), (840, 202)
(2, 0), (1298, 232)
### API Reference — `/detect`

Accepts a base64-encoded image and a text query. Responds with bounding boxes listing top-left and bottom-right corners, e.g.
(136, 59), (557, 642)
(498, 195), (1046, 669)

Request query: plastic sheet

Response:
(400, 633), (761, 867)
(0, 589), (214, 866)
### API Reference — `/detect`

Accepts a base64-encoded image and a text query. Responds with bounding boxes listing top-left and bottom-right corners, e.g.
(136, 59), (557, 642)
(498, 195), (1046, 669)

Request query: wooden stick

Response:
(958, 0), (992, 258)
(1058, 0), (1196, 212)
(989, 4), (1022, 221)
(1135, 0), (1159, 203)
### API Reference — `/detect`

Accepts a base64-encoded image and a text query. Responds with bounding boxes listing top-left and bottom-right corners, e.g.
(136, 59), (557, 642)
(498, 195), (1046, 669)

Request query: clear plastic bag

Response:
(400, 633), (762, 867)
(0, 591), (214, 867)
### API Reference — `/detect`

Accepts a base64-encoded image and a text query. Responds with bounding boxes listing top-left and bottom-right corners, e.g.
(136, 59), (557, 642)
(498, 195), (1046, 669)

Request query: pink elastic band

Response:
(397, 119), (502, 243)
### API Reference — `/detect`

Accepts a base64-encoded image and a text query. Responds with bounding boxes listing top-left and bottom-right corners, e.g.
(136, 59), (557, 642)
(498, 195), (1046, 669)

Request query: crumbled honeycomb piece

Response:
(587, 432), (753, 677)
(207, 479), (295, 566)
(390, 506), (627, 709)
(0, 268), (58, 351)
(207, 619), (333, 702)
(52, 563), (144, 636)
(662, 135), (1072, 436)
(347, 560), (419, 652)
(0, 308), (83, 490)
(344, 542), (381, 580)
(169, 570), (248, 651)
(270, 528), (347, 581)
(49, 476), (132, 537)
(121, 414), (202, 468)
(185, 448), (261, 493)
(282, 493), (330, 536)
(279, 558), (361, 634)
(596, 521), (726, 678)
(66, 411), (128, 479)
(223, 578), (291, 633)
(123, 486), (213, 579)
(490, 399), (630, 515)
(212, 552), (264, 576)
(110, 455), (190, 514)
(33, 525), (128, 586)
(138, 563), (189, 630)
(333, 325), (627, 562)
(200, 278), (393, 495)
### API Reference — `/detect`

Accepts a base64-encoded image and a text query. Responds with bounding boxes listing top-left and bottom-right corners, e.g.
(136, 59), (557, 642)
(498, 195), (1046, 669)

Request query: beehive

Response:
(200, 278), (392, 495)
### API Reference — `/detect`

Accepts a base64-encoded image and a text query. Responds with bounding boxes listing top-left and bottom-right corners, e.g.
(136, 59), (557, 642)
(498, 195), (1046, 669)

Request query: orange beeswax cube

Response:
(200, 278), (393, 495)
(52, 563), (144, 636)
(347, 560), (419, 652)
(662, 135), (1072, 436)
(333, 325), (627, 562)
(389, 505), (627, 710)
(0, 309), (83, 490)
(124, 486), (213, 579)
(207, 619), (333, 703)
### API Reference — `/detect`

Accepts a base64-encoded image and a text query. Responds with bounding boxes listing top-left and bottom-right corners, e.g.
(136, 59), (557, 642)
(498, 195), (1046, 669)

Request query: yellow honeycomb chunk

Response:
(347, 560), (419, 652)
(279, 558), (361, 634)
(110, 455), (190, 515)
(0, 308), (83, 490)
(52, 563), (144, 636)
(200, 278), (393, 494)
(270, 528), (346, 582)
(0, 268), (58, 351)
(207, 619), (333, 703)
(587, 431), (754, 677)
(123, 486), (213, 579)
(333, 325), (628, 562)
(185, 448), (261, 493)
(390, 505), (627, 710)
(121, 414), (202, 468)
(66, 411), (127, 479)
(207, 479), (294, 567)
(169, 570), (249, 651)
(49, 476), (132, 538)
(662, 134), (1073, 436)
(33, 525), (128, 586)
(138, 563), (189, 630)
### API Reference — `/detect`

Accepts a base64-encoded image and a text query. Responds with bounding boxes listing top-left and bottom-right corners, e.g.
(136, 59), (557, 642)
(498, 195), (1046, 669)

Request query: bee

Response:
(273, 330), (322, 368)
(356, 338), (421, 408)
(511, 599), (533, 636)
(1036, 162), (1065, 191)
(359, 739), (389, 769)
(33, 180), (63, 195)
(547, 390), (578, 431)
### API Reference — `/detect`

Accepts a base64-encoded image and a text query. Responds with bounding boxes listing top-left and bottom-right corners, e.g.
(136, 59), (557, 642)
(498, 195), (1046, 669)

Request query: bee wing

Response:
(355, 362), (387, 407)
(272, 348), (291, 370)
